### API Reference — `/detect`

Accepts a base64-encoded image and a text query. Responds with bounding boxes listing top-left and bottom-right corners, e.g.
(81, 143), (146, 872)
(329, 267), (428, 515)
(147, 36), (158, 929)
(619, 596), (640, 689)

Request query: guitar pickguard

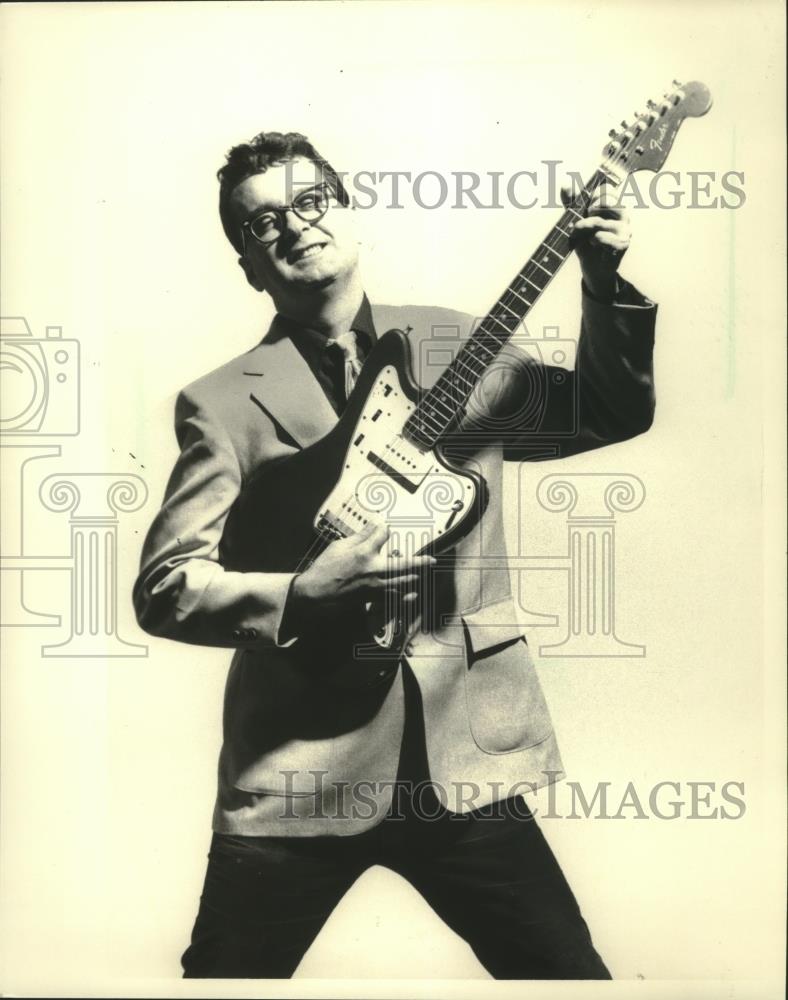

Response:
(316, 365), (477, 557)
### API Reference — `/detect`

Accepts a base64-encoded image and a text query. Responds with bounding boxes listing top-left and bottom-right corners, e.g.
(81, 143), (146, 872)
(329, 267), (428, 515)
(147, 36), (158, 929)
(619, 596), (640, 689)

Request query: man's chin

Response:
(288, 269), (338, 291)
(284, 257), (352, 290)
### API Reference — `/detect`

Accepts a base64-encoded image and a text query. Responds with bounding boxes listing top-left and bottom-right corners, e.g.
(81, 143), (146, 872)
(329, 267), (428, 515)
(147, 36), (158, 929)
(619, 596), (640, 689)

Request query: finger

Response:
(361, 522), (390, 551)
(572, 217), (628, 235)
(592, 230), (629, 252)
(353, 520), (379, 544)
(572, 222), (630, 252)
(379, 584), (420, 599)
(589, 184), (624, 210)
(586, 204), (628, 223)
(387, 554), (437, 574)
(376, 566), (435, 594)
(560, 181), (587, 207)
(376, 569), (424, 587)
(369, 589), (420, 611)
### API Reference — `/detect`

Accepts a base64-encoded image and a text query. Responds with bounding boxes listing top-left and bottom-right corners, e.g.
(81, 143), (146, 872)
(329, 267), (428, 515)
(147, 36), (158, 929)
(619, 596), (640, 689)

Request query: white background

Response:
(1, 2), (785, 997)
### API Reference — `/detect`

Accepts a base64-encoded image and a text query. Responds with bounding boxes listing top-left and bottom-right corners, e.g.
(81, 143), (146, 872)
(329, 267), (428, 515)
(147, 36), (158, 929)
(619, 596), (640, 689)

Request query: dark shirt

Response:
(281, 295), (377, 415)
(277, 294), (439, 818)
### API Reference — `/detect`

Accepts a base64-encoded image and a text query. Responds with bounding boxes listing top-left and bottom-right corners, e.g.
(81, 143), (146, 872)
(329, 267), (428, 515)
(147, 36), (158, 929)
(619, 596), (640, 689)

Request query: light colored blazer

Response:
(133, 292), (656, 835)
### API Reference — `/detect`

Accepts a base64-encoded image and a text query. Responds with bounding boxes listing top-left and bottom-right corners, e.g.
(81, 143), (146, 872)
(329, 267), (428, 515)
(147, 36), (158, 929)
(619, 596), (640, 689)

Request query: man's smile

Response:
(287, 241), (328, 264)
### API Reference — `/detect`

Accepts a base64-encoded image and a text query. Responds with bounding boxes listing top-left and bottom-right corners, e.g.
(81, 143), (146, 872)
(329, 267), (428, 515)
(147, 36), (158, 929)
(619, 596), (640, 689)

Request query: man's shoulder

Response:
(178, 340), (266, 407)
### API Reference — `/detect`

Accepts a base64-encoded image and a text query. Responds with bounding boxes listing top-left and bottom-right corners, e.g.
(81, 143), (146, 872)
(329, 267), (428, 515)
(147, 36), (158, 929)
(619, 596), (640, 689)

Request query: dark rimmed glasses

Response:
(240, 182), (335, 252)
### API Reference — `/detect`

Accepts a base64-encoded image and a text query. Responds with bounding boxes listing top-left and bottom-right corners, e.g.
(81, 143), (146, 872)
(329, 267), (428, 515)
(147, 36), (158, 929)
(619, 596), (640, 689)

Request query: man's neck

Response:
(273, 272), (365, 340)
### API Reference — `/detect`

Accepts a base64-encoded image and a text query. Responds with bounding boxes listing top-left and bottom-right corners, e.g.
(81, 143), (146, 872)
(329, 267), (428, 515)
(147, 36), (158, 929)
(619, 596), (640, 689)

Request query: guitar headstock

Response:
(602, 80), (712, 177)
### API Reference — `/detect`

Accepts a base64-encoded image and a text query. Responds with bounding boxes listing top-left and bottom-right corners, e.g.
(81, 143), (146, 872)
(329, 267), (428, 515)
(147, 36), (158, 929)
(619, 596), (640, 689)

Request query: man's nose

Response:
(281, 208), (310, 238)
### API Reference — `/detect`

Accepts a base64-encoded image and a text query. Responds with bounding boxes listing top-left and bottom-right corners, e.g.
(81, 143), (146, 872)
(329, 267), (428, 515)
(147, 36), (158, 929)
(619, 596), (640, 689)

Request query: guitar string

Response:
(301, 110), (656, 644)
(410, 177), (605, 444)
(418, 112), (661, 433)
(411, 108), (657, 441)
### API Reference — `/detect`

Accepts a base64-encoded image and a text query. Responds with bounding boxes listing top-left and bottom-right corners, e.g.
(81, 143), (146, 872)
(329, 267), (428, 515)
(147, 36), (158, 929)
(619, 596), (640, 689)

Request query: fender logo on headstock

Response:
(650, 123), (669, 152)
(603, 80), (712, 176)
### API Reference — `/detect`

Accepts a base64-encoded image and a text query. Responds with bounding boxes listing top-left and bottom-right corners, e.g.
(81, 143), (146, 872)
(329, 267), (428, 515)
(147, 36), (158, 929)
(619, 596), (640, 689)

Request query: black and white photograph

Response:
(1, 2), (785, 997)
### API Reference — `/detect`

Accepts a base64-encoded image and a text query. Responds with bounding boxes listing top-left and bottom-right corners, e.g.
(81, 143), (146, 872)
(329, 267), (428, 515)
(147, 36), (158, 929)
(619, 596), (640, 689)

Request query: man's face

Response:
(229, 157), (359, 299)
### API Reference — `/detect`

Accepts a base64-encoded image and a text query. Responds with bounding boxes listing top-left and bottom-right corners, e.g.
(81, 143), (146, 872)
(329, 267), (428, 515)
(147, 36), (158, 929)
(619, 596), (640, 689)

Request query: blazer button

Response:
(247, 627), (258, 639)
(232, 628), (242, 640)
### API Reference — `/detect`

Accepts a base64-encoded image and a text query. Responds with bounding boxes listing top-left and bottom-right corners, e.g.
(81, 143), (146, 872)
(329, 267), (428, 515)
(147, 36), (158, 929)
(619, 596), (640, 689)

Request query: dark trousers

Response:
(183, 666), (610, 980)
(182, 795), (610, 980)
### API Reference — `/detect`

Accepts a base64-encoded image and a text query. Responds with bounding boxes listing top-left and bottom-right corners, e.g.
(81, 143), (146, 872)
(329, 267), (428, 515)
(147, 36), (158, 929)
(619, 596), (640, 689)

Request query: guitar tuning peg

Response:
(620, 120), (628, 128)
(647, 99), (657, 109)
(608, 128), (618, 138)
(672, 79), (682, 87)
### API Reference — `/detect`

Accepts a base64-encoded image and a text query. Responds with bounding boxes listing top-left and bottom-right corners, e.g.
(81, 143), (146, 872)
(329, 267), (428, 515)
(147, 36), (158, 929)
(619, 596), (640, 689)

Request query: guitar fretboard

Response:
(404, 169), (611, 448)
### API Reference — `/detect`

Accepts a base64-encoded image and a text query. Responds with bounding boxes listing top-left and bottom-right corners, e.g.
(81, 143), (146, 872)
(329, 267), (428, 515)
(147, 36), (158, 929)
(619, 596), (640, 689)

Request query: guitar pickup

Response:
(367, 451), (419, 495)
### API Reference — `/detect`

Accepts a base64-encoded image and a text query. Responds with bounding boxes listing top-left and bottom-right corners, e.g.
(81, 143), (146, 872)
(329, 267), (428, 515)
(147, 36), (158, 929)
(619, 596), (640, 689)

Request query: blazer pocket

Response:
(462, 597), (553, 754)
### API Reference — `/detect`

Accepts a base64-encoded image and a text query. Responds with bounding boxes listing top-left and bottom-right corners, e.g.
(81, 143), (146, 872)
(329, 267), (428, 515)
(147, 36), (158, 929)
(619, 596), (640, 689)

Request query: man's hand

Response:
(562, 185), (631, 303)
(286, 522), (435, 628)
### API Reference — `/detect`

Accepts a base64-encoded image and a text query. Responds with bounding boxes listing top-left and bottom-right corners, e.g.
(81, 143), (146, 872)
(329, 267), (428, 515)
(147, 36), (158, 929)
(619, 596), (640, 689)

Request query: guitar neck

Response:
(404, 167), (613, 449)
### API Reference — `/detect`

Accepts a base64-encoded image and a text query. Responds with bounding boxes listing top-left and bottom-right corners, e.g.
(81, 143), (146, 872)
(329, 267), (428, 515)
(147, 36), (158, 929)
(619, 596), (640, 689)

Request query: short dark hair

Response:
(217, 130), (349, 254)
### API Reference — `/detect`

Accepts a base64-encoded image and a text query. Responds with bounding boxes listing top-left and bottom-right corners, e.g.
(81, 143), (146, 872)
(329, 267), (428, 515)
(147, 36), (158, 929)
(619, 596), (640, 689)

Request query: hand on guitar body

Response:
(284, 522), (436, 636)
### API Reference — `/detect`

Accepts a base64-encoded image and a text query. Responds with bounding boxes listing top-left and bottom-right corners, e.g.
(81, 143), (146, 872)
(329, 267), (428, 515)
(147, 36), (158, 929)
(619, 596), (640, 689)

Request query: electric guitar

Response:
(227, 80), (712, 668)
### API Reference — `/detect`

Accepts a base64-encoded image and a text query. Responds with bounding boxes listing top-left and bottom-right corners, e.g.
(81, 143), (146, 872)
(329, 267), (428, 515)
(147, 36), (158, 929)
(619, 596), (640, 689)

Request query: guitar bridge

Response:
(315, 511), (350, 541)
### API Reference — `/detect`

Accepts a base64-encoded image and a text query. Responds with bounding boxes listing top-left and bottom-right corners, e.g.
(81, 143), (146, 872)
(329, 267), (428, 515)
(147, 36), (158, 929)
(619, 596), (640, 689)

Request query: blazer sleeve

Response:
(132, 388), (298, 649)
(454, 278), (657, 461)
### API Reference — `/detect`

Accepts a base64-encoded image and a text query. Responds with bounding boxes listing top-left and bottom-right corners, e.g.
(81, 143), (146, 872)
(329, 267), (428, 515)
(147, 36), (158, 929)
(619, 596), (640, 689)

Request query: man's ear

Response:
(238, 255), (267, 294)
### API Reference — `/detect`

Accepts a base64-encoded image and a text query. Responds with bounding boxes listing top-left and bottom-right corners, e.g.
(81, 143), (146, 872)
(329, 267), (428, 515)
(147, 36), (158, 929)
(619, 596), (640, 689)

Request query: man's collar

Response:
(271, 293), (377, 354)
(350, 294), (377, 345)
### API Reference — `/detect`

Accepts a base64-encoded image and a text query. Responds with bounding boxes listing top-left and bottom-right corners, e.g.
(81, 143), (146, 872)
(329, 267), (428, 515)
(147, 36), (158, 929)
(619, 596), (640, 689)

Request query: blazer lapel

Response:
(243, 321), (338, 449)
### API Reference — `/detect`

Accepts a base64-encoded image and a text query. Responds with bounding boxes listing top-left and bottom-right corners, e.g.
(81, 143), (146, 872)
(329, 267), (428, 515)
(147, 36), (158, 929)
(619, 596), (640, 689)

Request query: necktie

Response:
(326, 330), (363, 401)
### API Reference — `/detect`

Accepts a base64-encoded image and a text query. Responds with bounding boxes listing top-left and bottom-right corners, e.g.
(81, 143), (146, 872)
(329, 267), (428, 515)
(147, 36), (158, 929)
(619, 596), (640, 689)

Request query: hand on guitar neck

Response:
(282, 522), (436, 639)
(562, 184), (631, 304)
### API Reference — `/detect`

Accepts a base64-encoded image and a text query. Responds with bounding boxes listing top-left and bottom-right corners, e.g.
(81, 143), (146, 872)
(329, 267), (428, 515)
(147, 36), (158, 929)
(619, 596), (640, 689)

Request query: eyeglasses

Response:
(241, 182), (335, 251)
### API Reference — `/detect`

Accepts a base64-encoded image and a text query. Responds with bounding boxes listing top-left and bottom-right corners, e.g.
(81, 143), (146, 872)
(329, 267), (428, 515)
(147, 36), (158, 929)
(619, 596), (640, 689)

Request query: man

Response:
(133, 131), (656, 979)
